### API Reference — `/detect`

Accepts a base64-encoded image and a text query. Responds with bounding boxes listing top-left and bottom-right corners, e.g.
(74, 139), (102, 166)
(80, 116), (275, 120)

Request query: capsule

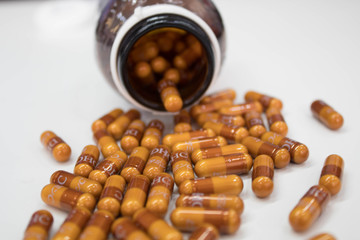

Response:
(245, 91), (283, 110)
(309, 233), (336, 240)
(157, 78), (183, 112)
(97, 175), (126, 218)
(319, 154), (344, 195)
(107, 109), (141, 140)
(133, 208), (183, 240)
(121, 175), (150, 217)
(261, 131), (309, 164)
(172, 136), (227, 153)
(163, 129), (216, 148)
(200, 89), (236, 104)
(74, 145), (100, 178)
(51, 170), (103, 198)
(89, 150), (127, 185)
(189, 223), (219, 240)
(121, 146), (150, 183)
(120, 119), (146, 154)
(195, 153), (253, 178)
(174, 44), (202, 70)
(196, 112), (245, 128)
(179, 175), (243, 195)
(245, 111), (266, 138)
(174, 109), (192, 133)
(171, 207), (240, 234)
(91, 108), (123, 132)
(41, 183), (96, 212)
(171, 151), (195, 186)
(190, 99), (233, 118)
(134, 61), (156, 86)
(176, 194), (244, 215)
(40, 130), (71, 162)
(252, 155), (274, 198)
(24, 210), (53, 240)
(311, 100), (344, 130)
(146, 173), (174, 217)
(203, 121), (249, 143)
(143, 145), (171, 181)
(52, 207), (91, 240)
(93, 129), (120, 158)
(79, 210), (114, 240)
(191, 144), (248, 164)
(130, 41), (159, 62)
(219, 101), (263, 116)
(242, 136), (290, 168)
(141, 119), (164, 150)
(266, 107), (288, 136)
(111, 217), (151, 240)
(151, 56), (170, 74)
(289, 185), (331, 232)
(164, 68), (180, 84)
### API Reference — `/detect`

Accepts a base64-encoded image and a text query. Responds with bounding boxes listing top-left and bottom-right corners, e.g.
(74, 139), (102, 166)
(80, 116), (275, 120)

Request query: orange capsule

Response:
(244, 111), (267, 138)
(319, 154), (344, 195)
(121, 146), (150, 183)
(74, 145), (100, 178)
(245, 91), (283, 110)
(52, 207), (91, 240)
(143, 145), (171, 181)
(174, 109), (192, 133)
(171, 207), (240, 234)
(97, 175), (126, 218)
(179, 175), (243, 195)
(111, 217), (151, 240)
(191, 144), (248, 164)
(41, 183), (96, 212)
(266, 107), (288, 136)
(157, 35), (175, 53)
(157, 78), (183, 112)
(252, 155), (274, 198)
(151, 56), (170, 74)
(219, 101), (263, 116)
(289, 185), (331, 232)
(172, 136), (227, 153)
(91, 108), (123, 132)
(121, 175), (150, 217)
(189, 223), (219, 240)
(89, 150), (127, 185)
(261, 131), (309, 164)
(51, 170), (103, 198)
(174, 40), (186, 54)
(93, 129), (120, 158)
(40, 131), (71, 162)
(173, 44), (202, 70)
(120, 119), (146, 154)
(242, 136), (290, 168)
(130, 41), (159, 62)
(141, 119), (164, 150)
(107, 109), (141, 140)
(164, 68), (180, 84)
(163, 128), (215, 148)
(203, 121), (249, 143)
(24, 210), (53, 240)
(134, 61), (156, 86)
(309, 233), (336, 240)
(200, 89), (236, 104)
(190, 99), (233, 118)
(79, 210), (114, 240)
(195, 153), (253, 178)
(171, 151), (195, 186)
(196, 112), (245, 128)
(311, 100), (344, 130)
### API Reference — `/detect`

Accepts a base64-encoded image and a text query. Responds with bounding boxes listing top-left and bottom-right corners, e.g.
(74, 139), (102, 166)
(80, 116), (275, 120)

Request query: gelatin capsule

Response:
(179, 175), (243, 195)
(134, 61), (156, 86)
(200, 89), (236, 104)
(51, 170), (103, 198)
(219, 101), (263, 116)
(52, 207), (91, 240)
(174, 109), (192, 133)
(141, 119), (164, 150)
(195, 153), (253, 178)
(244, 91), (283, 110)
(40, 130), (71, 162)
(41, 183), (96, 212)
(79, 210), (114, 240)
(163, 128), (216, 148)
(89, 150), (127, 185)
(311, 100), (344, 130)
(97, 175), (126, 218)
(24, 210), (53, 240)
(171, 151), (195, 186)
(309, 233), (336, 240)
(130, 41), (159, 62)
(121, 146), (150, 183)
(91, 108), (123, 132)
(174, 44), (202, 70)
(151, 56), (170, 74)
(107, 109), (141, 140)
(196, 112), (245, 128)
(245, 111), (266, 138)
(143, 145), (171, 181)
(190, 99), (233, 118)
(191, 144), (248, 164)
(289, 185), (330, 232)
(172, 136), (227, 153)
(111, 217), (151, 240)
(266, 107), (288, 136)
(133, 208), (183, 240)
(189, 223), (219, 240)
(252, 155), (274, 198)
(120, 119), (146, 154)
(121, 175), (150, 217)
(319, 154), (344, 195)
(203, 121), (249, 143)
(93, 129), (120, 158)
(261, 131), (309, 164)
(146, 173), (174, 217)
(170, 207), (240, 234)
(74, 145), (100, 178)
(157, 34), (175, 53)
(157, 78), (183, 112)
(242, 136), (290, 168)
(164, 68), (180, 85)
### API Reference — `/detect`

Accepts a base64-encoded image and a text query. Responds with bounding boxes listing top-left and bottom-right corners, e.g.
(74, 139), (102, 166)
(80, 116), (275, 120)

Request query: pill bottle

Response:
(96, 0), (225, 113)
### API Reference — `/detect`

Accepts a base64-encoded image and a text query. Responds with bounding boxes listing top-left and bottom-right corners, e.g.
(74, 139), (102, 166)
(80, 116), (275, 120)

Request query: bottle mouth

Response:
(116, 14), (215, 112)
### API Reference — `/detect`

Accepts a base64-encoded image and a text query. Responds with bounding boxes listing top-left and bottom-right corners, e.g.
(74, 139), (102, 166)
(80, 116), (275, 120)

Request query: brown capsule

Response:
(91, 108), (123, 132)
(130, 41), (159, 62)
(174, 109), (192, 133)
(79, 210), (114, 240)
(151, 56), (170, 74)
(120, 119), (146, 154)
(93, 129), (120, 158)
(107, 109), (141, 140)
(134, 61), (156, 86)
(200, 89), (236, 104)
(196, 112), (245, 128)
(174, 40), (186, 54)
(40, 131), (71, 162)
(172, 136), (227, 153)
(245, 111), (267, 138)
(309, 233), (336, 240)
(319, 154), (344, 195)
(111, 217), (151, 240)
(189, 223), (219, 240)
(164, 68), (180, 85)
(163, 128), (216, 148)
(173, 44), (202, 70)
(24, 210), (53, 240)
(203, 121), (249, 143)
(74, 145), (100, 178)
(191, 144), (248, 164)
(156, 35), (174, 53)
(121, 146), (150, 183)
(266, 107), (288, 136)
(311, 100), (344, 130)
(190, 99), (233, 118)
(219, 101), (263, 116)
(245, 91), (283, 110)
(143, 145), (171, 181)
(252, 155), (274, 198)
(171, 151), (195, 186)
(141, 119), (164, 150)
(157, 78), (183, 112)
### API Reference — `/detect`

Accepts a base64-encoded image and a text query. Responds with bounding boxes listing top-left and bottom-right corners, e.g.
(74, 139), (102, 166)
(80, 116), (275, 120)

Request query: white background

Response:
(1, 0), (359, 239)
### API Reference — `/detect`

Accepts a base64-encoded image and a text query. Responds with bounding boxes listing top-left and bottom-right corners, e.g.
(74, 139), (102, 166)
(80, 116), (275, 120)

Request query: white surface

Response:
(0, 0), (359, 239)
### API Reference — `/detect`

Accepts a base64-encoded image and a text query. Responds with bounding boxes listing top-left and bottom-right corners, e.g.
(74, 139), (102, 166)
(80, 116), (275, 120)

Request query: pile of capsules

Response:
(24, 89), (344, 240)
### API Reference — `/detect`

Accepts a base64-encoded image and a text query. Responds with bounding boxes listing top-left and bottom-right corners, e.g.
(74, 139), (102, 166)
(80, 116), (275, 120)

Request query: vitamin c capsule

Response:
(130, 41), (159, 62)
(311, 100), (344, 130)
(151, 56), (170, 74)
(200, 89), (236, 104)
(174, 109), (192, 133)
(245, 91), (283, 110)
(309, 233), (336, 240)
(189, 223), (219, 240)
(121, 146), (150, 183)
(111, 217), (151, 240)
(190, 99), (233, 118)
(141, 119), (164, 150)
(79, 210), (114, 240)
(91, 108), (123, 132)
(171, 151), (195, 186)
(74, 145), (100, 178)
(157, 78), (183, 112)
(163, 128), (216, 148)
(219, 101), (263, 116)
(173, 43), (202, 70)
(120, 119), (146, 154)
(134, 61), (155, 86)
(252, 155), (274, 198)
(203, 121), (249, 143)
(107, 109), (140, 140)
(40, 131), (71, 162)
(196, 112), (245, 128)
(164, 68), (180, 84)
(191, 144), (248, 164)
(245, 111), (266, 138)
(143, 145), (171, 181)
(266, 107), (288, 136)
(24, 210), (53, 240)
(172, 136), (227, 153)
(319, 154), (344, 195)
(93, 129), (120, 158)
